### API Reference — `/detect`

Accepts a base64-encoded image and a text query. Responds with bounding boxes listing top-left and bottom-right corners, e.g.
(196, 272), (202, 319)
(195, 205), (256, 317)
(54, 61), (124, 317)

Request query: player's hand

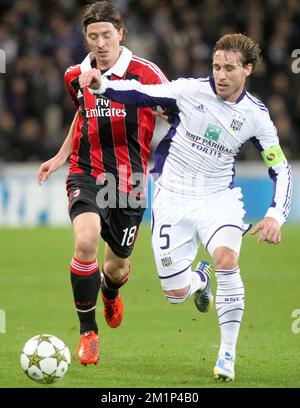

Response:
(37, 155), (67, 185)
(154, 107), (173, 123)
(79, 68), (102, 90)
(251, 217), (281, 244)
(154, 111), (168, 121)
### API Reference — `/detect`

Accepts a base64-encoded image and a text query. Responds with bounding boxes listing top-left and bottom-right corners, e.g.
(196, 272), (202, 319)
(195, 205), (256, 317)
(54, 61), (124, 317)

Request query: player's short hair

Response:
(82, 1), (127, 36)
(213, 33), (262, 71)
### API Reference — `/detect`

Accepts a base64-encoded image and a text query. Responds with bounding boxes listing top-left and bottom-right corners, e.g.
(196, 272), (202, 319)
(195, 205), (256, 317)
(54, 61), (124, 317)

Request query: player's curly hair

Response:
(213, 33), (262, 71)
(82, 1), (127, 37)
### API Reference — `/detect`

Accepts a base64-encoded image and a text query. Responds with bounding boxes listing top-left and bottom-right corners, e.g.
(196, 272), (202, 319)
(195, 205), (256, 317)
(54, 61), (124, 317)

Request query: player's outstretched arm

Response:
(80, 68), (184, 109)
(37, 111), (78, 185)
(251, 216), (281, 244)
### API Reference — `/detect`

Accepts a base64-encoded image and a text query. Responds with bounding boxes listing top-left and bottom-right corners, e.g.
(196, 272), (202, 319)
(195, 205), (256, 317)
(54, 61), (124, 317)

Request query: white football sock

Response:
(215, 267), (244, 359)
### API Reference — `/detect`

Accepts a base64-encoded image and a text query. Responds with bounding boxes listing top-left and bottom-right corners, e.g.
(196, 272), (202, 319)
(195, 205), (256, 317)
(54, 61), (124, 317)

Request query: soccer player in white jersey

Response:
(79, 33), (292, 381)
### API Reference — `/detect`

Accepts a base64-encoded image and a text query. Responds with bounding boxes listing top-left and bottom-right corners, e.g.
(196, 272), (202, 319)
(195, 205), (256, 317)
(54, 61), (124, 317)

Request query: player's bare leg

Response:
(162, 261), (213, 308)
(72, 212), (101, 365)
(100, 244), (130, 328)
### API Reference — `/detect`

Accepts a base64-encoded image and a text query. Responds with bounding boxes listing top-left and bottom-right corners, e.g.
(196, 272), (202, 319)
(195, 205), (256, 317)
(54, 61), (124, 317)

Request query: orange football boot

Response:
(78, 331), (99, 365)
(101, 292), (123, 328)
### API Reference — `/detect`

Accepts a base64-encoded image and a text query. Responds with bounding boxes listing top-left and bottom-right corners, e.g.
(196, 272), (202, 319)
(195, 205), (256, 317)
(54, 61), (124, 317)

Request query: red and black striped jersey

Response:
(64, 46), (168, 195)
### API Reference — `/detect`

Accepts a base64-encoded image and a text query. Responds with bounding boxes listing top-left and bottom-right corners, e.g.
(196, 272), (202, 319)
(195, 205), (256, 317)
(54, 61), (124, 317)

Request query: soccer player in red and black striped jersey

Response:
(37, 1), (168, 365)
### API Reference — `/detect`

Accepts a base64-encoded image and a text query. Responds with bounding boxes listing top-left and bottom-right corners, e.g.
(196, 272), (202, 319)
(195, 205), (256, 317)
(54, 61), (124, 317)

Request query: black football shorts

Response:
(66, 174), (146, 258)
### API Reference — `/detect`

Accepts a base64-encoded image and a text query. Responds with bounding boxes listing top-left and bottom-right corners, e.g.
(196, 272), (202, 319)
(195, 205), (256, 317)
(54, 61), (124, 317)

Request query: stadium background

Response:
(0, 0), (300, 225)
(0, 0), (300, 389)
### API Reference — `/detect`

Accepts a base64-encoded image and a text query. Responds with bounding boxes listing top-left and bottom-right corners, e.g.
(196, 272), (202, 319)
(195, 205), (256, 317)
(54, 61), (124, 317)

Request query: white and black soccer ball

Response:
(20, 334), (71, 383)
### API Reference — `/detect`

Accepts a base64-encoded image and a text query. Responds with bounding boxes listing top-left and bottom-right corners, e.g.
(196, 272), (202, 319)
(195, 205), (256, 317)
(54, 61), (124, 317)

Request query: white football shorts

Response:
(151, 186), (250, 290)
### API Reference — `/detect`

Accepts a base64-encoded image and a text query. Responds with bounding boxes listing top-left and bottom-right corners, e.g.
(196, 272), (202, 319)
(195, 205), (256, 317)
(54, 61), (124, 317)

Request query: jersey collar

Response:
(80, 46), (132, 78)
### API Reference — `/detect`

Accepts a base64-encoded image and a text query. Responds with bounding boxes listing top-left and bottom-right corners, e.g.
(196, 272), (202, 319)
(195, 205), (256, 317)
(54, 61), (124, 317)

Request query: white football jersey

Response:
(93, 76), (292, 225)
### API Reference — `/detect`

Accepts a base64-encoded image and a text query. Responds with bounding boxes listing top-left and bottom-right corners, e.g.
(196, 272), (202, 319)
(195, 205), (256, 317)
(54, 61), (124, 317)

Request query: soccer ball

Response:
(20, 334), (71, 383)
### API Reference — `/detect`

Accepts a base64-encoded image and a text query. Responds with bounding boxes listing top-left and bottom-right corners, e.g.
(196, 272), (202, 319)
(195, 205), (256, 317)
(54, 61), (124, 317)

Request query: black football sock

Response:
(101, 267), (129, 300)
(70, 257), (101, 334)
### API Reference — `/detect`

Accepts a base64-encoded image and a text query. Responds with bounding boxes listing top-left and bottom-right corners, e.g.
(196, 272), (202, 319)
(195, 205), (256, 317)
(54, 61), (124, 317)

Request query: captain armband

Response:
(261, 145), (286, 168)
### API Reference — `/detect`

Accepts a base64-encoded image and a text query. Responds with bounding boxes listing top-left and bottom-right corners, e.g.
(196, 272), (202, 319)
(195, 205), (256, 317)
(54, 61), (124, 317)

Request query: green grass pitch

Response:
(0, 224), (299, 388)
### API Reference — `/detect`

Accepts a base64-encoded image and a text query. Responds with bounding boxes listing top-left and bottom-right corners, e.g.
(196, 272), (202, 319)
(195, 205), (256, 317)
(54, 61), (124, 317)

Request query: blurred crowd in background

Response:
(0, 0), (299, 163)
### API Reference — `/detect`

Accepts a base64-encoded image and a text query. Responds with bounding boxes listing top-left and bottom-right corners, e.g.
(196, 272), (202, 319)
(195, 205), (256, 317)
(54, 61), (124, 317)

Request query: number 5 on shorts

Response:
(160, 224), (171, 249)
(121, 226), (137, 246)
